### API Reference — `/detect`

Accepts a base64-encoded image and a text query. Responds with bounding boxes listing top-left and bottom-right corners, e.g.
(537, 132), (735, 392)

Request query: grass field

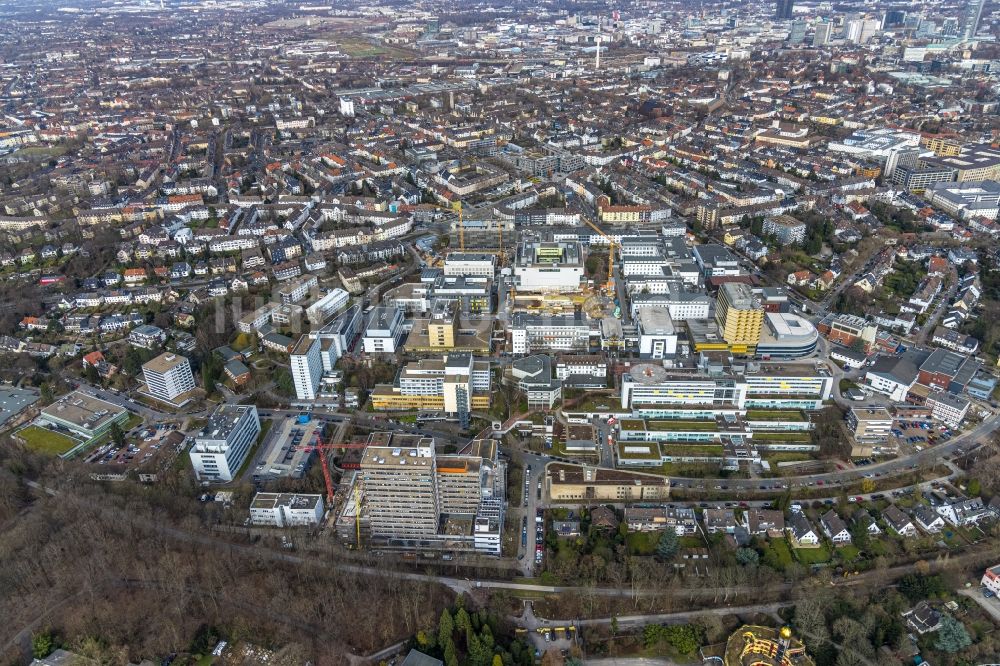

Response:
(763, 539), (794, 571)
(17, 425), (78, 456)
(335, 36), (414, 59)
(794, 544), (831, 564)
(836, 544), (861, 562)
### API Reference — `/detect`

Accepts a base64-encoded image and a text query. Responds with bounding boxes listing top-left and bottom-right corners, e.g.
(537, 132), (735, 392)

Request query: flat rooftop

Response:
(251, 492), (322, 511)
(142, 352), (189, 375)
(197, 404), (255, 442)
(40, 390), (126, 431)
(0, 385), (39, 427)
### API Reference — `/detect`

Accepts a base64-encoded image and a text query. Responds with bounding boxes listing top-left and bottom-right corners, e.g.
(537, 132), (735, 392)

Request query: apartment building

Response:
(189, 404), (261, 482)
(141, 352), (195, 403)
(290, 335), (322, 401)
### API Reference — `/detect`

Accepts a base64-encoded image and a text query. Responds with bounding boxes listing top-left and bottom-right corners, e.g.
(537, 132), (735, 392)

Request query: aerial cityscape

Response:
(0, 0), (998, 664)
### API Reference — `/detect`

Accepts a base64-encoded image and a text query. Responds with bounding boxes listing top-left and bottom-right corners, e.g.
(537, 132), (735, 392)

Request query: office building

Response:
(189, 404), (261, 482)
(507, 355), (562, 408)
(370, 353), (491, 420)
(37, 390), (128, 444)
(290, 334), (322, 400)
(249, 493), (325, 527)
(513, 241), (584, 293)
(776, 0), (794, 20)
(141, 352), (196, 403)
(716, 282), (764, 353)
(510, 312), (594, 355)
(443, 252), (496, 278)
(636, 307), (678, 360)
(813, 21), (832, 46)
(756, 313), (819, 359)
(362, 306), (406, 354)
(361, 438), (439, 541)
(787, 20), (808, 43)
(962, 0), (986, 38)
(846, 407), (892, 456)
(305, 288), (350, 325)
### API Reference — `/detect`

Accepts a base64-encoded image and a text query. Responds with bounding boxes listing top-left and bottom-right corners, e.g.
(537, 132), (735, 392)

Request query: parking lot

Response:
(891, 420), (953, 456)
(85, 421), (183, 468)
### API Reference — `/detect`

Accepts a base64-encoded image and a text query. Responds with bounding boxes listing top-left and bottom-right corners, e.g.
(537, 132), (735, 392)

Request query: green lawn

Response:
(745, 410), (807, 422)
(836, 544), (861, 562)
(764, 452), (815, 465)
(793, 544), (831, 564)
(626, 531), (659, 555)
(646, 420), (717, 431)
(123, 413), (144, 431)
(17, 425), (78, 456)
(752, 432), (811, 442)
(763, 539), (794, 571)
(660, 444), (724, 457)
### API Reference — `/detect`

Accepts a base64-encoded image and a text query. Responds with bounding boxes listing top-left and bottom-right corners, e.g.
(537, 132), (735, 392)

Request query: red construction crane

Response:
(301, 433), (369, 504)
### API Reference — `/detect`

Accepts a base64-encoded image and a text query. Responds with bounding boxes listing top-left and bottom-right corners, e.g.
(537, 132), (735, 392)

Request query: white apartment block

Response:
(278, 274), (319, 304)
(291, 335), (323, 401)
(305, 288), (349, 325)
(141, 352), (195, 402)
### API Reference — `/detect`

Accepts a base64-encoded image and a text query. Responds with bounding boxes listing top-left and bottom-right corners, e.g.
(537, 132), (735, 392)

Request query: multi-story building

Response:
(290, 335), (322, 401)
(249, 493), (325, 527)
(762, 215), (807, 246)
(715, 282), (764, 353)
(513, 241), (584, 293)
(358, 434), (504, 553)
(370, 353), (491, 418)
(846, 407), (892, 456)
(189, 404), (261, 482)
(360, 438), (439, 541)
(925, 392), (970, 428)
(305, 288), (350, 325)
(443, 252), (496, 279)
(277, 274), (319, 305)
(362, 306), (406, 354)
(141, 352), (195, 404)
(510, 313), (594, 355)
(36, 390), (128, 445)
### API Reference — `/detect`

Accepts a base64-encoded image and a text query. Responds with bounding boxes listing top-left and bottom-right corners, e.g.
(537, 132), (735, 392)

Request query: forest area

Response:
(0, 443), (452, 666)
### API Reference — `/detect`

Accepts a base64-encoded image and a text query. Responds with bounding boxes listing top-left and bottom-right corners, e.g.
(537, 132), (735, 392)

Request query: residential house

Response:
(787, 512), (819, 547)
(703, 508), (738, 534)
(852, 508), (881, 536)
(912, 505), (946, 533)
(882, 505), (917, 537)
(743, 509), (785, 537)
(820, 510), (853, 545)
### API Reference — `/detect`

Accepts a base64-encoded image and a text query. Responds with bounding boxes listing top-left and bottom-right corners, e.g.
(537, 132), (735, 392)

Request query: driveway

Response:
(958, 587), (1000, 624)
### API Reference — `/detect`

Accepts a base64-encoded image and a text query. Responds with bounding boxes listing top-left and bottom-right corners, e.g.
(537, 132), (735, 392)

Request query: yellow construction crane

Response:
(582, 218), (616, 297)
